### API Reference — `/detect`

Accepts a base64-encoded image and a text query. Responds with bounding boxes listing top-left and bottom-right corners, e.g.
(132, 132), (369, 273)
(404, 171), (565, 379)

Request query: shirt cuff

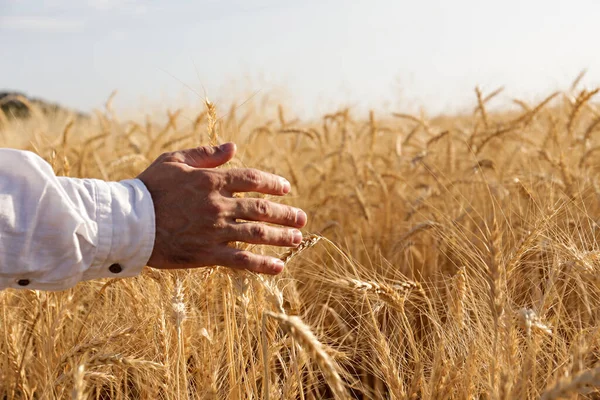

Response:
(83, 178), (155, 281)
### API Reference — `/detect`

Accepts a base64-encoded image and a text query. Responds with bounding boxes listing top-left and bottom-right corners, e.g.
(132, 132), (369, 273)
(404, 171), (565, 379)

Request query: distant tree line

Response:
(0, 91), (88, 120)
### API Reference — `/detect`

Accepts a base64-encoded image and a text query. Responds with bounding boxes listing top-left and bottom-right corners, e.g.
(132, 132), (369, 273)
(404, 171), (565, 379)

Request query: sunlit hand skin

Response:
(137, 142), (307, 274)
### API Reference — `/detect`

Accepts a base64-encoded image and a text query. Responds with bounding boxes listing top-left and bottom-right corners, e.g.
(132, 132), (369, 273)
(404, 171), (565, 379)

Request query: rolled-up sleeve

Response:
(0, 149), (155, 291)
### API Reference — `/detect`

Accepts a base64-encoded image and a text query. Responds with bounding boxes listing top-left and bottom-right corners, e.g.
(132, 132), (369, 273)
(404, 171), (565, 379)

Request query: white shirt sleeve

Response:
(0, 149), (155, 291)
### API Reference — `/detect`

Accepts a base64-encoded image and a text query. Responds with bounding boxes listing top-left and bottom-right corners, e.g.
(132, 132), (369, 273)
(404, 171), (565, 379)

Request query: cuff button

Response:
(17, 279), (30, 286)
(109, 263), (123, 274)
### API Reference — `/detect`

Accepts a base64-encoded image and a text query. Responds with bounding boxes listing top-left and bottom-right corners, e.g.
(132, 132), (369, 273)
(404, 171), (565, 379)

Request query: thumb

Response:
(176, 142), (236, 168)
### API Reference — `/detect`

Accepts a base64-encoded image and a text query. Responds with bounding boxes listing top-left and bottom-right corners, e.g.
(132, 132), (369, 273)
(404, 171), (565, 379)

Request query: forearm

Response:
(0, 149), (155, 291)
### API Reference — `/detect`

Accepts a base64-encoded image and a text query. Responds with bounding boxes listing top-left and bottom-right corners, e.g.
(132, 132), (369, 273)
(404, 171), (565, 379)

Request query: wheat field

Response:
(2, 82), (600, 400)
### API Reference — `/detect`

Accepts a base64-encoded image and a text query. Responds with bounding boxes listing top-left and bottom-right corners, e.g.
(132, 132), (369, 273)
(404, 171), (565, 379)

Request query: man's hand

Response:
(137, 143), (307, 274)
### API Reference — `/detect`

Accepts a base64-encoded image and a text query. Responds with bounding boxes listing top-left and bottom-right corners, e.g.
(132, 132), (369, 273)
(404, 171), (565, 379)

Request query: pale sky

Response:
(1, 0), (600, 117)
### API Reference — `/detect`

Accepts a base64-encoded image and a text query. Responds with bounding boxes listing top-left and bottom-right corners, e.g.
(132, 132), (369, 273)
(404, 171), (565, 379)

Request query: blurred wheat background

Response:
(2, 77), (600, 400)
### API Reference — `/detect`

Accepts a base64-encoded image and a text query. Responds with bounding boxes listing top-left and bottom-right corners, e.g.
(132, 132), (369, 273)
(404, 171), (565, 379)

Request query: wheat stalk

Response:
(280, 234), (322, 265)
(71, 364), (85, 400)
(266, 311), (349, 400)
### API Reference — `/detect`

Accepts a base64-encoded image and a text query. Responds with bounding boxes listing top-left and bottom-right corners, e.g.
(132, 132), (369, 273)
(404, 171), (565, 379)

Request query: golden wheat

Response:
(2, 85), (600, 399)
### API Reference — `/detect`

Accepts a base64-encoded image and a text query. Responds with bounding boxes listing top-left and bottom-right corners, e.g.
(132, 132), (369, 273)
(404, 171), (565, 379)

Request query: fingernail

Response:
(219, 142), (236, 152)
(272, 259), (285, 273)
(292, 230), (303, 245)
(296, 210), (307, 227)
(281, 178), (291, 194)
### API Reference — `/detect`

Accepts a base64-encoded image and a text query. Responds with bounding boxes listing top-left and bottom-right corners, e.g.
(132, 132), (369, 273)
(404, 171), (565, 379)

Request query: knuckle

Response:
(233, 251), (252, 266)
(244, 169), (262, 186)
(224, 170), (237, 187)
(258, 257), (270, 270)
(195, 146), (213, 158)
(206, 194), (226, 214)
(212, 218), (228, 231)
(256, 200), (271, 216)
(201, 171), (223, 189)
(284, 207), (296, 222)
(250, 224), (268, 241)
(279, 230), (288, 244)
